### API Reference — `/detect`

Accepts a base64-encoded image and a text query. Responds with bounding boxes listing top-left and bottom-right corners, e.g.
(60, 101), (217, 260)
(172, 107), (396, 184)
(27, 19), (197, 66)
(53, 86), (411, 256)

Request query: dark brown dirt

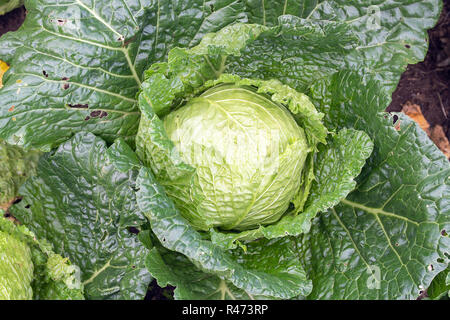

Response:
(0, 6), (26, 36)
(387, 0), (450, 141)
(1, 4), (449, 141)
(145, 279), (175, 300)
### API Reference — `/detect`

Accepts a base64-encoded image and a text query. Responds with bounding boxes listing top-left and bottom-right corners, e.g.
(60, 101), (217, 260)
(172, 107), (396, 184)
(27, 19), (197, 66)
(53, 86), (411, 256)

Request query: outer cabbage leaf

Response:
(0, 139), (40, 207)
(147, 244), (277, 300)
(296, 71), (450, 300)
(147, 248), (250, 300)
(236, 0), (441, 96)
(213, 128), (373, 249)
(136, 166), (312, 299)
(147, 235), (311, 300)
(1, 0), (439, 150)
(0, 0), (247, 150)
(11, 132), (152, 299)
(137, 25), (321, 230)
(0, 218), (33, 299)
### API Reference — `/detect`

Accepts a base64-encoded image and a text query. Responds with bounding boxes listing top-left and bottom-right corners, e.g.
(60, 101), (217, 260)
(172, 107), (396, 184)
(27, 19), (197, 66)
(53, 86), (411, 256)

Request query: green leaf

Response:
(0, 139), (40, 206)
(136, 166), (312, 299)
(235, 0), (441, 97)
(0, 218), (34, 299)
(11, 132), (151, 299)
(211, 128), (373, 249)
(0, 0), (247, 150)
(147, 247), (271, 300)
(427, 267), (450, 300)
(299, 71), (450, 300)
(34, 253), (84, 300)
(1, 1), (439, 150)
(447, 272), (450, 298)
(147, 233), (313, 300)
(1, 0), (444, 301)
(136, 24), (359, 239)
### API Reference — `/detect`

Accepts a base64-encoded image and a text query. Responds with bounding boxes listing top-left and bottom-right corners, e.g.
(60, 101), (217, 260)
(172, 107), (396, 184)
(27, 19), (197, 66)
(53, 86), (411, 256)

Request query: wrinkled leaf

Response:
(0, 217), (84, 300)
(0, 0), (23, 16)
(147, 247), (272, 300)
(213, 128), (373, 249)
(427, 267), (450, 300)
(0, 0), (247, 150)
(11, 132), (151, 299)
(0, 139), (40, 207)
(299, 71), (450, 299)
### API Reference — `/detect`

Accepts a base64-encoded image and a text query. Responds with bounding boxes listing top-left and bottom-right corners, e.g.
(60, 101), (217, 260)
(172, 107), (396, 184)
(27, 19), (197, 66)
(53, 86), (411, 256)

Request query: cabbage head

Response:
(162, 84), (310, 230)
(0, 217), (84, 300)
(0, 225), (33, 299)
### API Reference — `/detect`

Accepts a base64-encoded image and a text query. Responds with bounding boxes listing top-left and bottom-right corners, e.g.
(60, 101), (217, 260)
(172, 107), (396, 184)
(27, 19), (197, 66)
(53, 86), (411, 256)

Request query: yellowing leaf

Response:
(0, 60), (9, 88)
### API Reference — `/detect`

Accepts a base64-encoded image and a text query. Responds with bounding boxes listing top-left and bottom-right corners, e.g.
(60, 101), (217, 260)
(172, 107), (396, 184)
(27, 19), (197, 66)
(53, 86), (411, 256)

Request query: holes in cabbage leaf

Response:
(25, 204), (31, 209)
(128, 226), (140, 234)
(56, 19), (67, 26)
(90, 110), (101, 117)
(68, 103), (88, 109)
(88, 110), (108, 119)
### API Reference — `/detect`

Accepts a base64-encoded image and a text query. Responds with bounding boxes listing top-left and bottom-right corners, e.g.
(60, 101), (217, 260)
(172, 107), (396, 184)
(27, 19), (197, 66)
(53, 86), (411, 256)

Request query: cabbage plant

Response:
(143, 81), (316, 231)
(0, 0), (448, 300)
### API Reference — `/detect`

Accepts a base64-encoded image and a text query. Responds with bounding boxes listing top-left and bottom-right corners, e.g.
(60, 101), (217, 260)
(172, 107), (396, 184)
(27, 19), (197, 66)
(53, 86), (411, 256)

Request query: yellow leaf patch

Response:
(0, 60), (10, 88)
